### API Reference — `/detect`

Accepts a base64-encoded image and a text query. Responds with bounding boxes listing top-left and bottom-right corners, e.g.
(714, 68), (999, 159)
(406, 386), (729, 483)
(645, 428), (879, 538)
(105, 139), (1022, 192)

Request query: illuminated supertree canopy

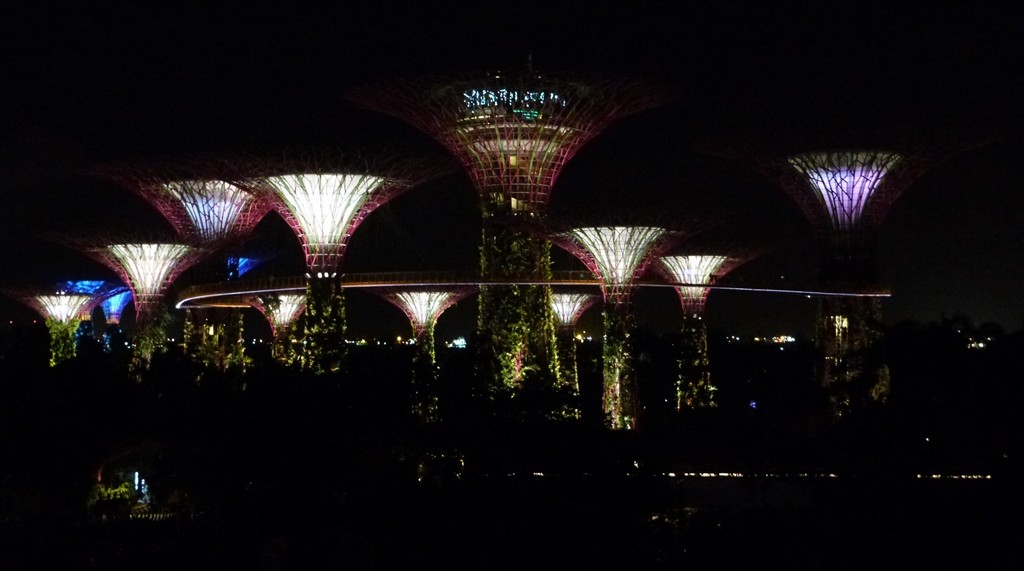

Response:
(92, 158), (270, 246)
(99, 289), (133, 325)
(252, 154), (445, 274)
(248, 293), (306, 338)
(550, 292), (598, 329)
(788, 151), (902, 232)
(347, 72), (676, 212)
(61, 280), (126, 319)
(29, 293), (93, 324)
(554, 226), (674, 304)
(70, 240), (204, 328)
(659, 255), (750, 318)
(381, 289), (474, 341)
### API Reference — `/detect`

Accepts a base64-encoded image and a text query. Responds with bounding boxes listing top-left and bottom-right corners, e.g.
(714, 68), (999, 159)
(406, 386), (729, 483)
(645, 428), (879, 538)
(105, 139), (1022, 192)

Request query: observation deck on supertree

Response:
(346, 71), (676, 391)
(550, 225), (681, 430)
(346, 72), (675, 213)
(91, 158), (271, 247)
(658, 253), (756, 410)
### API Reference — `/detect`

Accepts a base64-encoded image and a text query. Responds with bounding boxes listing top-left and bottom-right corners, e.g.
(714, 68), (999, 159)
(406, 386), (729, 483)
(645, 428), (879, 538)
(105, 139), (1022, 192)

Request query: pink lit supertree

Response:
(658, 253), (756, 410)
(378, 287), (476, 422)
(346, 72), (677, 391)
(244, 151), (445, 374)
(550, 226), (680, 430)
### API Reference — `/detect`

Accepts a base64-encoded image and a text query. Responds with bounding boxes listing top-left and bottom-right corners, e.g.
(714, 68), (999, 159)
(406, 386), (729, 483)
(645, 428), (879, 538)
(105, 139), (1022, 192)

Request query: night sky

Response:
(2, 4), (1021, 341)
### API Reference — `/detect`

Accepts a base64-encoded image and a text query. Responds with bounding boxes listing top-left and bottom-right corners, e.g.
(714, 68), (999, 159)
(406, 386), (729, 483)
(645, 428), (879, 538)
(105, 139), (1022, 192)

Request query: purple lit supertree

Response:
(378, 287), (475, 422)
(346, 72), (676, 391)
(245, 152), (444, 374)
(658, 254), (755, 410)
(2, 286), (93, 366)
(550, 292), (598, 401)
(708, 139), (977, 420)
(550, 226), (679, 430)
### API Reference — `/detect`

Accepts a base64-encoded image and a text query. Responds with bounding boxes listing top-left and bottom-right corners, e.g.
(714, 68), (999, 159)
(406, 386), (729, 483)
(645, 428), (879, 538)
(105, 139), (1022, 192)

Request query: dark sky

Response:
(1, 3), (1022, 340)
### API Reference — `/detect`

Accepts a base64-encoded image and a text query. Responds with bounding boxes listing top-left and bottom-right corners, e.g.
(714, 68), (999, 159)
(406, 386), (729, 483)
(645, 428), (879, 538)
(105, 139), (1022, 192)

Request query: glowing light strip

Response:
(264, 173), (387, 269)
(163, 180), (256, 242)
(550, 293), (596, 327)
(35, 294), (92, 323)
(175, 279), (892, 309)
(789, 151), (901, 229)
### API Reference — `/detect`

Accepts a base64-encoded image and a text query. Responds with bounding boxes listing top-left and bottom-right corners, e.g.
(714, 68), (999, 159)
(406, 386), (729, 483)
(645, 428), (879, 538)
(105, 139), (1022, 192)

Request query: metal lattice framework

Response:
(91, 157), (271, 246)
(552, 226), (676, 305)
(69, 239), (204, 328)
(658, 255), (750, 318)
(250, 154), (445, 273)
(787, 151), (903, 232)
(379, 288), (475, 340)
(347, 72), (676, 212)
(247, 293), (306, 338)
(550, 292), (598, 329)
(24, 293), (93, 324)
(60, 280), (127, 319)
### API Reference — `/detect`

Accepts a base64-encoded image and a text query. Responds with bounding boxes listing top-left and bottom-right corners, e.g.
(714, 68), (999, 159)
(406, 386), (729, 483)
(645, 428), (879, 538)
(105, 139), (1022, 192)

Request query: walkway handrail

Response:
(175, 271), (891, 309)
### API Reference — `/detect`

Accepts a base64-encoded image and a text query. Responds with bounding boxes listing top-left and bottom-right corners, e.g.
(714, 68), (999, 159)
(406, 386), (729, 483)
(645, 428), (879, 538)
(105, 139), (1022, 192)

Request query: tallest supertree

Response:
(347, 71), (675, 390)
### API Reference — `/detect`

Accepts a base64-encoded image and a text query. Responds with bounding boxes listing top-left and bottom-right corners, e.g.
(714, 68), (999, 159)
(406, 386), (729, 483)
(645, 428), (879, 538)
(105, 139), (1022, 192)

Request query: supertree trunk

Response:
(602, 303), (637, 430)
(411, 325), (440, 423)
(301, 277), (346, 375)
(46, 318), (80, 367)
(555, 327), (580, 398)
(818, 294), (888, 421)
(476, 216), (560, 392)
(677, 315), (716, 410)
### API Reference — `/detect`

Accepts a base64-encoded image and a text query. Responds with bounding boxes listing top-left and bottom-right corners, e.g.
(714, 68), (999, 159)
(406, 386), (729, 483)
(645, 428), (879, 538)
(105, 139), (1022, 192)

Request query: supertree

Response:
(90, 157), (271, 248)
(377, 287), (475, 422)
(346, 71), (676, 392)
(61, 235), (206, 363)
(658, 253), (755, 410)
(247, 293), (306, 364)
(550, 292), (599, 402)
(550, 226), (679, 430)
(3, 287), (93, 366)
(710, 140), (976, 420)
(246, 151), (445, 374)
